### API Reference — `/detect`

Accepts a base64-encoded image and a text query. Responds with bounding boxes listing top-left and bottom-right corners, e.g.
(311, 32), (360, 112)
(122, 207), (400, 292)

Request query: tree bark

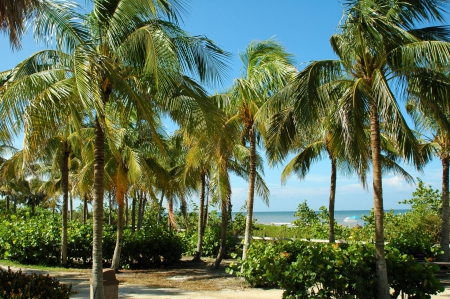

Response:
(70, 192), (73, 222)
(60, 146), (70, 267)
(6, 196), (9, 211)
(157, 191), (164, 225)
(131, 194), (136, 233)
(243, 126), (257, 260)
(370, 102), (390, 299)
(108, 191), (112, 225)
(111, 179), (126, 272)
(193, 172), (206, 261)
(328, 156), (336, 243)
(92, 117), (105, 299)
(440, 156), (449, 262)
(213, 195), (228, 269)
(83, 194), (88, 224)
(125, 193), (128, 228)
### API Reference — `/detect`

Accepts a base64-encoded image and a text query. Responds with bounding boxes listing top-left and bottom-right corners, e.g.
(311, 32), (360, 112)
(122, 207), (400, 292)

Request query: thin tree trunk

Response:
(193, 172), (206, 261)
(111, 179), (126, 272)
(137, 192), (143, 230)
(167, 197), (176, 230)
(131, 194), (136, 233)
(204, 186), (209, 228)
(70, 192), (73, 222)
(91, 116), (105, 299)
(243, 126), (257, 260)
(125, 193), (128, 228)
(370, 102), (390, 299)
(6, 196), (9, 211)
(83, 195), (88, 224)
(108, 191), (112, 225)
(213, 195), (228, 269)
(13, 199), (16, 213)
(157, 191), (165, 225)
(138, 192), (146, 229)
(328, 155), (336, 243)
(440, 156), (449, 262)
(60, 147), (70, 267)
(180, 198), (188, 232)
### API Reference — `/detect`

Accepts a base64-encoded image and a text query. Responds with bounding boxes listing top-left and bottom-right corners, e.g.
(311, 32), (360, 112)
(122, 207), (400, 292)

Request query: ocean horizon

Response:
(232, 209), (410, 226)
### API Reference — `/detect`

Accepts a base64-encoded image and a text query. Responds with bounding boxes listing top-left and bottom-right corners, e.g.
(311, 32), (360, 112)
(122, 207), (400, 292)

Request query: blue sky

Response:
(0, 1), (445, 212)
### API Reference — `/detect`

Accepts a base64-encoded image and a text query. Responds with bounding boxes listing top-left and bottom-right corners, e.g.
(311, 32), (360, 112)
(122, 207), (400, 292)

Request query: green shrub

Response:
(0, 212), (60, 265)
(120, 225), (185, 268)
(230, 240), (444, 299)
(0, 267), (76, 299)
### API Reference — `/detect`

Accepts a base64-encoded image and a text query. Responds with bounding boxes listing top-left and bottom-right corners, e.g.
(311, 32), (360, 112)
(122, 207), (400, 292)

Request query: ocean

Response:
(232, 209), (410, 226)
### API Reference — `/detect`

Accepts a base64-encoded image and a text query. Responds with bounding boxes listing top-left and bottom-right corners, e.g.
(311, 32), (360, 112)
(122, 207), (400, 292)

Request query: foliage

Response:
(0, 210), (60, 265)
(120, 225), (185, 269)
(229, 240), (444, 299)
(0, 267), (76, 299)
(0, 209), (184, 268)
(292, 201), (352, 240)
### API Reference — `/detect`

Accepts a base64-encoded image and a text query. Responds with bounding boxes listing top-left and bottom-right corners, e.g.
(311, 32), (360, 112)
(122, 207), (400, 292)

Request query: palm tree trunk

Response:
(370, 102), (390, 299)
(108, 191), (112, 225)
(131, 194), (136, 232)
(157, 191), (164, 225)
(111, 182), (125, 272)
(243, 126), (257, 260)
(204, 186), (209, 228)
(194, 172), (206, 261)
(92, 117), (105, 299)
(84, 195), (88, 224)
(328, 156), (336, 243)
(213, 195), (228, 269)
(60, 147), (70, 267)
(70, 192), (73, 222)
(440, 156), (449, 262)
(6, 196), (9, 211)
(125, 193), (128, 228)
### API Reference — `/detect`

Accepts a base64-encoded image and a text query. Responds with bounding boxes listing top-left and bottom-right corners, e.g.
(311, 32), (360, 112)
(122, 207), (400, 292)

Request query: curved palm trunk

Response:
(194, 172), (206, 261)
(328, 156), (336, 243)
(440, 156), (449, 262)
(111, 184), (125, 272)
(167, 197), (177, 230)
(84, 194), (89, 224)
(213, 195), (228, 269)
(91, 117), (105, 299)
(370, 103), (390, 299)
(243, 126), (257, 260)
(60, 147), (70, 266)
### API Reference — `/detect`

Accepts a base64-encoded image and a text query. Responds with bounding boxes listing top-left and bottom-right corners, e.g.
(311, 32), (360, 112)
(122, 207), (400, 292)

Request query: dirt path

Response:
(2, 259), (450, 299)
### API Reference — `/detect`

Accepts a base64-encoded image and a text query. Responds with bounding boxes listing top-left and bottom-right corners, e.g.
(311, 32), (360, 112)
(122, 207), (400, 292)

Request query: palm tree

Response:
(1, 0), (229, 296)
(263, 1), (450, 296)
(407, 98), (450, 261)
(226, 39), (296, 260)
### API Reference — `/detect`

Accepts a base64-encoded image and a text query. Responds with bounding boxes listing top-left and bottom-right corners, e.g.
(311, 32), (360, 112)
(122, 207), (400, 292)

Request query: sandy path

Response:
(2, 265), (449, 298)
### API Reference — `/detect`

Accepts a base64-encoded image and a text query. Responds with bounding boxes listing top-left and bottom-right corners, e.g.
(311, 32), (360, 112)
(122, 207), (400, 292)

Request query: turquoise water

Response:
(232, 209), (410, 226)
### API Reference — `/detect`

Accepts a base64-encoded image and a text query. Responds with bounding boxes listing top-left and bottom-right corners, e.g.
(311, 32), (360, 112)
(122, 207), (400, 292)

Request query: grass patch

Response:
(0, 260), (86, 273)
(253, 224), (298, 239)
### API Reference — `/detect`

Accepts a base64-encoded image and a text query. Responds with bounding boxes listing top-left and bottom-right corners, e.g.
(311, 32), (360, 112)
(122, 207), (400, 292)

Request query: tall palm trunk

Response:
(157, 191), (164, 225)
(70, 192), (73, 222)
(83, 194), (88, 224)
(131, 194), (136, 232)
(92, 116), (105, 299)
(213, 195), (229, 269)
(194, 172), (206, 261)
(243, 126), (257, 260)
(328, 156), (336, 243)
(440, 156), (449, 262)
(125, 193), (128, 227)
(60, 146), (70, 266)
(108, 191), (112, 225)
(167, 197), (176, 230)
(111, 182), (125, 272)
(370, 102), (390, 299)
(6, 196), (9, 211)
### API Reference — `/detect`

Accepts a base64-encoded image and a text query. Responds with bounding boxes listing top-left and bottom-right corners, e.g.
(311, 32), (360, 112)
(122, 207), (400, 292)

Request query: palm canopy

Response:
(262, 0), (450, 296)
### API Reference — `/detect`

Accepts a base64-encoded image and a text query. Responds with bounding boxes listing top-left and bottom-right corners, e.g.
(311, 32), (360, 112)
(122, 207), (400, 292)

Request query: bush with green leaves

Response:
(0, 267), (76, 299)
(229, 240), (444, 299)
(0, 210), (60, 265)
(120, 225), (185, 268)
